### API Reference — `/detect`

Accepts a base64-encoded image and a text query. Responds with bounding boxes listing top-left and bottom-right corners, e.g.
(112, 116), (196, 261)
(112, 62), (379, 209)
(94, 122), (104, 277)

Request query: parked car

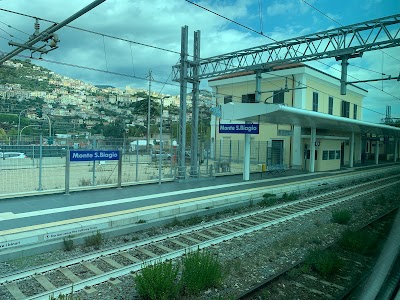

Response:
(151, 151), (171, 161)
(0, 152), (28, 159)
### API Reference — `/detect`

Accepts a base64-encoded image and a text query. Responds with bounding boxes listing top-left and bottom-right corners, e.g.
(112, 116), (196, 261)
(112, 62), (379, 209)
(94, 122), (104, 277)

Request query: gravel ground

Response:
(1, 175), (399, 300)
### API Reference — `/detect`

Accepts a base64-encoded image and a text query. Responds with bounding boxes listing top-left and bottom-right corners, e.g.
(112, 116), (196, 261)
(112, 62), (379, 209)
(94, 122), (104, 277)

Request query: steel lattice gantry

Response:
(173, 14), (400, 80)
(172, 14), (400, 179)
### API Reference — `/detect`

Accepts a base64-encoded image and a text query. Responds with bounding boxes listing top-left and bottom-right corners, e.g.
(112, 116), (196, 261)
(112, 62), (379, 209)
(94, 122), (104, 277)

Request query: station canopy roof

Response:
(220, 103), (400, 137)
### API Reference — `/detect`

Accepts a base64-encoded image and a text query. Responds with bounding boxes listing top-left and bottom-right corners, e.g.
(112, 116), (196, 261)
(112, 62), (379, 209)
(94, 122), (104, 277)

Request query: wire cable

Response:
(0, 8), (181, 55)
(300, 0), (400, 64)
(185, 0), (400, 103)
(0, 19), (30, 36)
(0, 50), (181, 88)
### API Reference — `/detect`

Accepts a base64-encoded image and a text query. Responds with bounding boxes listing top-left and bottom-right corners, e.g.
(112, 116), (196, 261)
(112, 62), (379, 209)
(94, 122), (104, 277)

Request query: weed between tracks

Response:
(134, 249), (223, 299)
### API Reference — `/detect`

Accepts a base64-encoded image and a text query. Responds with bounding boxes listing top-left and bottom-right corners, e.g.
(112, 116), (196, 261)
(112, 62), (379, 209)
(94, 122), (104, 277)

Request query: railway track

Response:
(238, 208), (399, 300)
(0, 175), (399, 300)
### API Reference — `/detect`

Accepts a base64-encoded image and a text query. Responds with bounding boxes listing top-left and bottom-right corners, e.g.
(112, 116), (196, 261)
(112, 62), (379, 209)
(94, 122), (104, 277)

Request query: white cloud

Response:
(0, 0), (398, 117)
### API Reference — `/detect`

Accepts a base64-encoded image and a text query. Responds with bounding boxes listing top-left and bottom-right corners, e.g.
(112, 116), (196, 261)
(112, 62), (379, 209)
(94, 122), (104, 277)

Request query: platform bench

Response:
(267, 164), (288, 174)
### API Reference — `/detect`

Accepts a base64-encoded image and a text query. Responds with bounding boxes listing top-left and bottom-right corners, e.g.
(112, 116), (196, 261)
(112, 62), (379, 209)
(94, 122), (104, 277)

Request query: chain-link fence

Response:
(0, 135), (281, 195)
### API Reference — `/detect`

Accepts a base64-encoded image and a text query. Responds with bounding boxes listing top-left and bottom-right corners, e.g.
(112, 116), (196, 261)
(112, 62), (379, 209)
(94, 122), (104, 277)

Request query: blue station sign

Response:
(70, 150), (120, 162)
(219, 123), (259, 134)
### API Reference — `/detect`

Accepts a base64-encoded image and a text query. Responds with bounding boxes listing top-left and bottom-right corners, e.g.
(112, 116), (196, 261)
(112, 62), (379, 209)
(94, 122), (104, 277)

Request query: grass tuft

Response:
(331, 209), (352, 224)
(181, 250), (223, 295)
(135, 260), (180, 300)
(305, 250), (343, 277)
(84, 231), (102, 250)
(63, 236), (74, 251)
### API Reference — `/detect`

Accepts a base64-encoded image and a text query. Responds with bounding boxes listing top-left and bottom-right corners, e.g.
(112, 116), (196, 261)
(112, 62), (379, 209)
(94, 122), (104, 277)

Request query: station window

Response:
(273, 91), (284, 104)
(242, 93), (256, 103)
(336, 150), (341, 159)
(341, 101), (350, 118)
(329, 150), (336, 160)
(312, 92), (318, 112)
(353, 104), (358, 119)
(224, 95), (232, 104)
(328, 97), (333, 115)
(322, 151), (328, 160)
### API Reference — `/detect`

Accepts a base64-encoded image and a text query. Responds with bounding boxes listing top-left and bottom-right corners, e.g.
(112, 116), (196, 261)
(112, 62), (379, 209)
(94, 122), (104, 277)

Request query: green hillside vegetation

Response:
(0, 59), (55, 91)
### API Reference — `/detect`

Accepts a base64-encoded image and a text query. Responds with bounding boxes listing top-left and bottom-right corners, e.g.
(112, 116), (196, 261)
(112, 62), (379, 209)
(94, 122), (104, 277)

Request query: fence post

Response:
(38, 134), (43, 191)
(65, 150), (70, 195)
(117, 149), (122, 189)
(135, 140), (139, 182)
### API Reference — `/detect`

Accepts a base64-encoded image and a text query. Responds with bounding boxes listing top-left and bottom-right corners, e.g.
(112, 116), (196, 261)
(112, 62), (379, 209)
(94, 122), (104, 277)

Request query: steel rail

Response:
(9, 177), (398, 300)
(0, 174), (392, 284)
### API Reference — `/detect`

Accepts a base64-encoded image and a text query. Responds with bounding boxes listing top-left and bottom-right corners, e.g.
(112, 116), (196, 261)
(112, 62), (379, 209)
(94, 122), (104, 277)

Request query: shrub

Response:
(78, 178), (91, 186)
(181, 250), (223, 295)
(63, 236), (74, 251)
(262, 193), (276, 199)
(306, 250), (343, 277)
(281, 192), (299, 202)
(135, 260), (180, 300)
(84, 231), (102, 249)
(339, 230), (380, 256)
(259, 193), (278, 207)
(331, 209), (352, 224)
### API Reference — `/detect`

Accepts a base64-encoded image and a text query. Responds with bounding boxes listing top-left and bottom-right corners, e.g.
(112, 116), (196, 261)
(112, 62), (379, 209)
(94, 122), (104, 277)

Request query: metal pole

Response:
(340, 55), (349, 95)
(178, 25), (188, 179)
(38, 134), (43, 191)
(158, 98), (163, 184)
(17, 109), (27, 146)
(92, 160), (96, 186)
(45, 115), (51, 138)
(349, 131), (355, 167)
(147, 69), (152, 152)
(65, 150), (70, 195)
(135, 140), (139, 181)
(190, 30), (200, 177)
(117, 149), (122, 189)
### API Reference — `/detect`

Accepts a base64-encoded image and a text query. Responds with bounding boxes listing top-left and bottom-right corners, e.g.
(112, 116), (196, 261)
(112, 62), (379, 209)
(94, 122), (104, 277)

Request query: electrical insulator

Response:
(34, 19), (40, 30)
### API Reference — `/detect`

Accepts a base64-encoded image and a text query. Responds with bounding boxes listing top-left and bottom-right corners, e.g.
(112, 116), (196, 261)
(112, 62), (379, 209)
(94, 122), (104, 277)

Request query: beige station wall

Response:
(211, 70), (366, 171)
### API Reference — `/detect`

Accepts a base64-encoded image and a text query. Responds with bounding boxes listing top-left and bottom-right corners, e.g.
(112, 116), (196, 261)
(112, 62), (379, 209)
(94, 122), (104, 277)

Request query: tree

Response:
(102, 118), (126, 138)
(0, 128), (6, 142)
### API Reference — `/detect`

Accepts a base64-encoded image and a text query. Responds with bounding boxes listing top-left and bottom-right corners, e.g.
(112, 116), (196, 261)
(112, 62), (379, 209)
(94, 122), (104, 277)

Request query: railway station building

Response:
(208, 63), (400, 174)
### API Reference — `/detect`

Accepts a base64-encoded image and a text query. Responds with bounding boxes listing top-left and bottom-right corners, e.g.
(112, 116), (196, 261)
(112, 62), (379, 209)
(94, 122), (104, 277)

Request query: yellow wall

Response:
(211, 68), (365, 171)
(306, 78), (363, 119)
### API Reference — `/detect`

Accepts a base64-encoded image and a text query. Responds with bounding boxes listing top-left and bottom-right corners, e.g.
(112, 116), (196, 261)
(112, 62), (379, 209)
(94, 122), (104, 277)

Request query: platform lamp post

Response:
(17, 108), (31, 145)
(19, 124), (40, 141)
(158, 96), (170, 184)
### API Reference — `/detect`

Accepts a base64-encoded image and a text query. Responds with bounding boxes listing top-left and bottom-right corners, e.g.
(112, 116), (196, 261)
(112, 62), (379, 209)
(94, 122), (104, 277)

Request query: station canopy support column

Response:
(349, 132), (355, 168)
(375, 141), (380, 165)
(395, 138), (398, 162)
(309, 128), (316, 173)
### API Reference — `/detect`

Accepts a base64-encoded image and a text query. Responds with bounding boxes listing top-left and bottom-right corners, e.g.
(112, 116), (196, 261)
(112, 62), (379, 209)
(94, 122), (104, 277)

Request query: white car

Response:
(151, 151), (171, 161)
(0, 152), (28, 159)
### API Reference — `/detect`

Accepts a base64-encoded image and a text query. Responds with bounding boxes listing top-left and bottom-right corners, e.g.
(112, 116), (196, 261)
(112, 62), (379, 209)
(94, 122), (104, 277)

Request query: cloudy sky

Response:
(0, 0), (399, 122)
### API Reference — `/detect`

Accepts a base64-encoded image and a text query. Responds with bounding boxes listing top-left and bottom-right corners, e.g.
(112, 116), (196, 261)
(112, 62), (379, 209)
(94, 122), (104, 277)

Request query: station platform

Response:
(0, 162), (398, 260)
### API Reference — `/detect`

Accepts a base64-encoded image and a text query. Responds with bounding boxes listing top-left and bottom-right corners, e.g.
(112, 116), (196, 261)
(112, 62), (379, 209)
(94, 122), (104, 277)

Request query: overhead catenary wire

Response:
(0, 50), (181, 89)
(184, 0), (400, 105)
(0, 8), (181, 56)
(0, 19), (30, 36)
(301, 0), (400, 64)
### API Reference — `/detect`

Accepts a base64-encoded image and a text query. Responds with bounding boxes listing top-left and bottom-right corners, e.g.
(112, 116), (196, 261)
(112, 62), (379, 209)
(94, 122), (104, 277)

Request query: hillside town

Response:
(0, 59), (212, 141)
